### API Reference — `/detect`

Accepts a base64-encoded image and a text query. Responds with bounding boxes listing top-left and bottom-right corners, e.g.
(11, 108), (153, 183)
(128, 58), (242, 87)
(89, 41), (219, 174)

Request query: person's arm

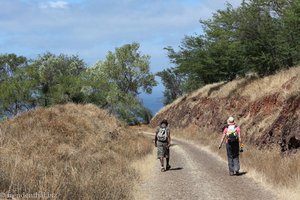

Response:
(237, 127), (242, 144)
(219, 133), (226, 149)
(167, 129), (171, 148)
(154, 127), (158, 147)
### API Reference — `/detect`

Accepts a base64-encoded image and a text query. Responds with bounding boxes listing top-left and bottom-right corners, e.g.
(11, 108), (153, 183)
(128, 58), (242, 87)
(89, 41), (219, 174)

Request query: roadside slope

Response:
(0, 103), (152, 200)
(151, 66), (300, 153)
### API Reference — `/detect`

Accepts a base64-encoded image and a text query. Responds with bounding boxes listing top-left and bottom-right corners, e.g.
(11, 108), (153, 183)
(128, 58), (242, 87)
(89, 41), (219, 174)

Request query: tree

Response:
(88, 42), (157, 124)
(0, 54), (26, 82)
(30, 52), (86, 106)
(157, 68), (184, 105)
(162, 0), (300, 95)
(281, 0), (300, 67)
(99, 42), (157, 95)
(0, 54), (35, 116)
(164, 35), (209, 91)
(0, 46), (155, 124)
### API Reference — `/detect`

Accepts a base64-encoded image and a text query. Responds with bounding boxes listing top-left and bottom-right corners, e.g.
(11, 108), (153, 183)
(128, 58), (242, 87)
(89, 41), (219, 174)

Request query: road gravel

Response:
(138, 133), (277, 200)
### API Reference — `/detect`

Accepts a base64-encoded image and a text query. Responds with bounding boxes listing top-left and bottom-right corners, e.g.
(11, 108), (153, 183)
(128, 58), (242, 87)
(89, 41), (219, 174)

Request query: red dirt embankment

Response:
(151, 67), (300, 153)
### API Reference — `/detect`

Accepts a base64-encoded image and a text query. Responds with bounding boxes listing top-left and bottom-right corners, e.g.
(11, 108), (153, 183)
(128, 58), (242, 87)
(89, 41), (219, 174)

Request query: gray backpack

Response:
(157, 127), (168, 142)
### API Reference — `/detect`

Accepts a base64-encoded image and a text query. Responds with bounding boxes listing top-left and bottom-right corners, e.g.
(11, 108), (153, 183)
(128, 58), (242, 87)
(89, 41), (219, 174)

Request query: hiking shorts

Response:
(157, 141), (169, 159)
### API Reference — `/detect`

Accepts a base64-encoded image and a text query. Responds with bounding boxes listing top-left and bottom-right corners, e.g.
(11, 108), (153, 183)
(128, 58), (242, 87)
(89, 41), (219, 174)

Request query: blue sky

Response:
(0, 0), (242, 114)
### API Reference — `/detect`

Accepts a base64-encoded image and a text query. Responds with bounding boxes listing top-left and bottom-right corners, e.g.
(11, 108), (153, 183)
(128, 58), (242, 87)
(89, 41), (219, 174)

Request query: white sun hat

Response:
(228, 116), (235, 123)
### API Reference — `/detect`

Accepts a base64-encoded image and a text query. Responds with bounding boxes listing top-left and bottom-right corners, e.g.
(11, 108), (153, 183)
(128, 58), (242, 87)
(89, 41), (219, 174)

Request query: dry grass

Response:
(187, 65), (300, 101)
(157, 66), (300, 114)
(153, 82), (228, 119)
(241, 66), (300, 100)
(153, 94), (188, 119)
(0, 103), (153, 200)
(204, 66), (300, 101)
(190, 82), (225, 98)
(131, 149), (156, 200)
(171, 125), (300, 200)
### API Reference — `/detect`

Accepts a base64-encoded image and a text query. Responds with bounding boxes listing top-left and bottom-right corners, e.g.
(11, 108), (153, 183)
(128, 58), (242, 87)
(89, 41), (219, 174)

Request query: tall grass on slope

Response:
(171, 125), (300, 200)
(0, 103), (152, 200)
(155, 66), (300, 118)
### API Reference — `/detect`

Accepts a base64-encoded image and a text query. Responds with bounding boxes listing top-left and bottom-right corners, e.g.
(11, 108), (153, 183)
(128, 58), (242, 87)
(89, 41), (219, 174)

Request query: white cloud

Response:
(40, 1), (69, 9)
(0, 0), (243, 66)
(0, 0), (243, 112)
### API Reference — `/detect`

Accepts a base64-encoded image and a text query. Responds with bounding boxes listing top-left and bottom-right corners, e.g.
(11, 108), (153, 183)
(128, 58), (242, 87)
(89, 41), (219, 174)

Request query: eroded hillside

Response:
(151, 67), (300, 153)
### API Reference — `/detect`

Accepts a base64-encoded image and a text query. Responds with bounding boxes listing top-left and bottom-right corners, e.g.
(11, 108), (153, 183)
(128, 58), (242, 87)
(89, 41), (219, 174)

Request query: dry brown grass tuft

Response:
(241, 66), (300, 100)
(131, 149), (156, 200)
(0, 103), (153, 200)
(154, 67), (298, 120)
(184, 65), (300, 101)
(171, 125), (300, 200)
(153, 94), (188, 119)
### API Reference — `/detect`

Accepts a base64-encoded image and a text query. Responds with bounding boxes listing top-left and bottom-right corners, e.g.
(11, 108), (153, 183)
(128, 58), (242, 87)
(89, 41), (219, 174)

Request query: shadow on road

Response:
(168, 167), (183, 171)
(235, 172), (247, 176)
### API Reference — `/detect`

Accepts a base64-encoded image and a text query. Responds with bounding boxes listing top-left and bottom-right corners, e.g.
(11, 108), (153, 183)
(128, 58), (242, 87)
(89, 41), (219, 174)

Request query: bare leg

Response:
(166, 146), (170, 168)
(166, 157), (169, 167)
(159, 157), (164, 167)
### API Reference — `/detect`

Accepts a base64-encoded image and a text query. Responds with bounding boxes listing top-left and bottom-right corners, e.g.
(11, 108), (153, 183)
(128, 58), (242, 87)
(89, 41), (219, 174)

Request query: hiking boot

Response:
(161, 167), (165, 172)
(166, 165), (171, 170)
(234, 171), (239, 175)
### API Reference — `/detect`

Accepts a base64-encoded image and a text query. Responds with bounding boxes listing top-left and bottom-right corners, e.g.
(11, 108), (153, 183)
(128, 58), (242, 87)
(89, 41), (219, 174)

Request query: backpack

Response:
(157, 127), (168, 142)
(226, 125), (238, 143)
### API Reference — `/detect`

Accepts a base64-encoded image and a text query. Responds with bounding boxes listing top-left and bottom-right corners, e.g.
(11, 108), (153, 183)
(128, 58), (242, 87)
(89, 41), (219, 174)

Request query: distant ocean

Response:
(140, 88), (164, 116)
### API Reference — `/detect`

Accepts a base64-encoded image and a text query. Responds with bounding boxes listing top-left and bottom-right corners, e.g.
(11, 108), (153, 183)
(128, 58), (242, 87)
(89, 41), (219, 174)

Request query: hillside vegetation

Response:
(159, 0), (300, 104)
(151, 66), (300, 198)
(152, 66), (300, 152)
(0, 42), (156, 124)
(0, 103), (152, 200)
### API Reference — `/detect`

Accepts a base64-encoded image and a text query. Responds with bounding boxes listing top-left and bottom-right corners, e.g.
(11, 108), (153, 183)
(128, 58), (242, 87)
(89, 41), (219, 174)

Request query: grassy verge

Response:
(0, 104), (153, 200)
(131, 148), (156, 200)
(171, 125), (300, 200)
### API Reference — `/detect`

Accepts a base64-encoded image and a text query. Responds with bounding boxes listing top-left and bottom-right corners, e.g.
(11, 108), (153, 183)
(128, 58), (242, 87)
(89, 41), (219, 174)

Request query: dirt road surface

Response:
(137, 133), (277, 200)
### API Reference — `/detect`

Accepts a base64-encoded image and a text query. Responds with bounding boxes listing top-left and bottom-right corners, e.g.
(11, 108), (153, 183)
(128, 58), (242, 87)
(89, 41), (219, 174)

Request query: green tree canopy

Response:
(0, 54), (35, 116)
(89, 42), (157, 124)
(99, 42), (157, 95)
(0, 44), (156, 125)
(162, 0), (300, 94)
(30, 52), (87, 106)
(157, 68), (184, 105)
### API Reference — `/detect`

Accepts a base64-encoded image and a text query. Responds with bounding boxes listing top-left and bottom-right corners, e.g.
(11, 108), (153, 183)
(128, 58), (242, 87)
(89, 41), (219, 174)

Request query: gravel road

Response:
(138, 133), (278, 200)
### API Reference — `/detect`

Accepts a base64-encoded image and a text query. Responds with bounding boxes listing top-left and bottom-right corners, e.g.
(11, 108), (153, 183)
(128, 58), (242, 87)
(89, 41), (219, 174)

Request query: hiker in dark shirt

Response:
(155, 119), (171, 172)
